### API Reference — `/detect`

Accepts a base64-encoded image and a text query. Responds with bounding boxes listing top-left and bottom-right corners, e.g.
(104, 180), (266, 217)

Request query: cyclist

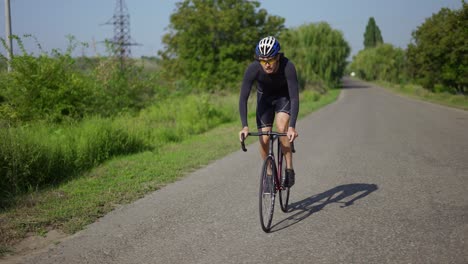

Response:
(239, 36), (299, 187)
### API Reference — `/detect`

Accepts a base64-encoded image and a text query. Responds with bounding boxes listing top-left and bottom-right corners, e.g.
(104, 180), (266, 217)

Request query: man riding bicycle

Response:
(238, 36), (299, 187)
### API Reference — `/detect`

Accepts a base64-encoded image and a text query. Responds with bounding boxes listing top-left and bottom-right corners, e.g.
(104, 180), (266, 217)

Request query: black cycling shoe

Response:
(285, 169), (295, 188)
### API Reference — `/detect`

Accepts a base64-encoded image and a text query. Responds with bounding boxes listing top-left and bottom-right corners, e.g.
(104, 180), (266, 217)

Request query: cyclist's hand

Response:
(239, 127), (249, 142)
(287, 127), (298, 142)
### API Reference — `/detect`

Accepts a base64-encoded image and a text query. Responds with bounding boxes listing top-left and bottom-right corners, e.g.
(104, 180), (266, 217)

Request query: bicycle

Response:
(241, 131), (295, 233)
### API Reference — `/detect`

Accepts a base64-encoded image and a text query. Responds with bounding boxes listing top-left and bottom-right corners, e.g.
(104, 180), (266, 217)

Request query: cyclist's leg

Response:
(258, 126), (271, 162)
(256, 96), (275, 163)
(275, 112), (293, 170)
(273, 96), (294, 170)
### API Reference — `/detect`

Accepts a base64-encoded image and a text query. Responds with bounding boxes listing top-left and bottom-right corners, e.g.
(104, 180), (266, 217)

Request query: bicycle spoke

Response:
(278, 152), (290, 212)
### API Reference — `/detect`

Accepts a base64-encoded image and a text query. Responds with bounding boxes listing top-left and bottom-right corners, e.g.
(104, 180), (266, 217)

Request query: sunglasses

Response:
(258, 57), (278, 66)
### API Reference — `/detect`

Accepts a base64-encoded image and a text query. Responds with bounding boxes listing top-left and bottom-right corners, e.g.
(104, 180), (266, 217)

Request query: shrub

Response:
(0, 36), (99, 123)
(0, 35), (161, 125)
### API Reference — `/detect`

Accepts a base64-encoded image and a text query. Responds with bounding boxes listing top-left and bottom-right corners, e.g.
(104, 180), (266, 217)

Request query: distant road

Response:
(16, 78), (468, 264)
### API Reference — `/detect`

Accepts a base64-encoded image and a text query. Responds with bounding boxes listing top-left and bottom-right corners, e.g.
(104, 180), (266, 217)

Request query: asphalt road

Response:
(16, 78), (468, 264)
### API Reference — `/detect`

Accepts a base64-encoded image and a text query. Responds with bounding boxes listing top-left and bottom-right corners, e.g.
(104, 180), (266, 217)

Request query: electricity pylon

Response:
(103, 0), (140, 68)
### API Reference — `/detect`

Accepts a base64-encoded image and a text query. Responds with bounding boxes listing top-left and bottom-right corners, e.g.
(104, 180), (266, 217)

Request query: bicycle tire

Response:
(259, 156), (276, 233)
(278, 151), (290, 212)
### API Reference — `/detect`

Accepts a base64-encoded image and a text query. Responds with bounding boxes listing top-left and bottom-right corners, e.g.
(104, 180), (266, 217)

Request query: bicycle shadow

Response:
(270, 183), (378, 232)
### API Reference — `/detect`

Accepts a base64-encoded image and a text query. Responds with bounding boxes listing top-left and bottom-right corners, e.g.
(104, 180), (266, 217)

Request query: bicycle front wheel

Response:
(259, 156), (276, 233)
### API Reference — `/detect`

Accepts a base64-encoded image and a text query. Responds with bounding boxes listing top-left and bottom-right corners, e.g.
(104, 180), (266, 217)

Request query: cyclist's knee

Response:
(260, 136), (269, 146)
(282, 145), (292, 153)
(276, 125), (287, 133)
(275, 113), (290, 131)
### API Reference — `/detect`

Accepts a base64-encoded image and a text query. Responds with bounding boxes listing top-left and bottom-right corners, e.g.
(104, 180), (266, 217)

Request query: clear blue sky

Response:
(0, 0), (463, 59)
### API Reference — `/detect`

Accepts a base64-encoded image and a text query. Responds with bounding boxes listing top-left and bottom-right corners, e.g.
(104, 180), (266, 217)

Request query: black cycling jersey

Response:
(239, 54), (300, 128)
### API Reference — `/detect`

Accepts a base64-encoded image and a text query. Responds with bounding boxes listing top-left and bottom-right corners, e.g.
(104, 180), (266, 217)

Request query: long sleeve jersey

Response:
(239, 55), (300, 128)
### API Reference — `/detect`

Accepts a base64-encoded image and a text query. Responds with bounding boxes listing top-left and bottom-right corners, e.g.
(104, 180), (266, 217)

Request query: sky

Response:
(0, 0), (463, 59)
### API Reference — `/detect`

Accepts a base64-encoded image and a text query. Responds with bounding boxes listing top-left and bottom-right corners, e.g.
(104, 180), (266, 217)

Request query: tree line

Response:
(350, 1), (467, 94)
(0, 0), (350, 125)
(158, 0), (349, 92)
(1, 0), (465, 125)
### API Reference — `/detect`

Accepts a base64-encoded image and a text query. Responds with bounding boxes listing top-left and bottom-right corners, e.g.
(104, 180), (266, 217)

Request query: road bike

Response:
(241, 131), (295, 232)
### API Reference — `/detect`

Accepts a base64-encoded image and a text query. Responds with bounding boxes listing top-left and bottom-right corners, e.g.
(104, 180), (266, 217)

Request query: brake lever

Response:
(241, 133), (247, 152)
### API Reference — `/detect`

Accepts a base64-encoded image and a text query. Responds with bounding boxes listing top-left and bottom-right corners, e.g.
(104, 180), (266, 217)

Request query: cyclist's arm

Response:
(285, 61), (300, 128)
(239, 63), (258, 128)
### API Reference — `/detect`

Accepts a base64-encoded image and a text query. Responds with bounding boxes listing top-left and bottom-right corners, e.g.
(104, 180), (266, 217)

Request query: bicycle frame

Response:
(241, 131), (295, 191)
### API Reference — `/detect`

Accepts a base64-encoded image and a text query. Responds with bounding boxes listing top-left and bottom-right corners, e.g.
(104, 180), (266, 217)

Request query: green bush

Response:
(0, 36), (96, 123)
(0, 35), (161, 125)
(90, 58), (160, 116)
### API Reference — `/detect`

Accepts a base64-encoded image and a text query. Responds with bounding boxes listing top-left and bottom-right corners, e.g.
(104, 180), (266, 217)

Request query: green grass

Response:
(0, 88), (340, 253)
(0, 94), (240, 203)
(375, 80), (468, 111)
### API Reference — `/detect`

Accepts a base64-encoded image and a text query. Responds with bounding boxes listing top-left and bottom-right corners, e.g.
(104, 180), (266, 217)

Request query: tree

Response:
(159, 0), (285, 91)
(349, 44), (405, 82)
(406, 1), (467, 93)
(282, 22), (350, 89)
(363, 17), (383, 49)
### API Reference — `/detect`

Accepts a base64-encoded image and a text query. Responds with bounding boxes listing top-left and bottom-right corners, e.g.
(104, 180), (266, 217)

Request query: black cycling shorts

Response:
(256, 95), (291, 128)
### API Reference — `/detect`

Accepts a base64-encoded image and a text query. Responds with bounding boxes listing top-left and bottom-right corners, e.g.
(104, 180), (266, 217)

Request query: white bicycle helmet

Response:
(255, 36), (281, 58)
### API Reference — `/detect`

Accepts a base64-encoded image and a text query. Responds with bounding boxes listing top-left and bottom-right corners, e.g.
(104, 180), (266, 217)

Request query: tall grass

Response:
(0, 93), (242, 206)
(0, 119), (146, 199)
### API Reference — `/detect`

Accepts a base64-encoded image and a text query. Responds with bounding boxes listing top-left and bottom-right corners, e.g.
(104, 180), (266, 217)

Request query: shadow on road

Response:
(270, 183), (378, 232)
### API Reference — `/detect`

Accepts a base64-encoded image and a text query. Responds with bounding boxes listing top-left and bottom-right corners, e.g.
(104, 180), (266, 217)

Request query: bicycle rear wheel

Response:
(278, 150), (290, 212)
(259, 156), (276, 233)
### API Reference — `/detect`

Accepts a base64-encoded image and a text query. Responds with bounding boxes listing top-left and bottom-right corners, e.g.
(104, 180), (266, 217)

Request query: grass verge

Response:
(0, 88), (340, 255)
(375, 80), (468, 111)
